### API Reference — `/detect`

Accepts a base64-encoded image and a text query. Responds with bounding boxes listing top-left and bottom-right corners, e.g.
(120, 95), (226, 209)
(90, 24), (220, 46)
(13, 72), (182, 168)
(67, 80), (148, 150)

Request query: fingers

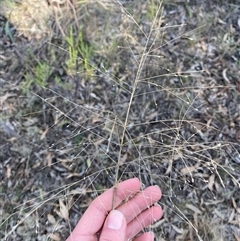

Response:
(99, 210), (127, 241)
(67, 178), (141, 240)
(66, 178), (163, 241)
(126, 205), (162, 239)
(117, 185), (162, 223)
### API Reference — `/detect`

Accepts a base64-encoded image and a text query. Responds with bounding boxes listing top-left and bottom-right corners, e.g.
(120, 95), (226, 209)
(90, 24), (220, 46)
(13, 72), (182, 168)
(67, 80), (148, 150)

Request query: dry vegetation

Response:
(0, 0), (240, 240)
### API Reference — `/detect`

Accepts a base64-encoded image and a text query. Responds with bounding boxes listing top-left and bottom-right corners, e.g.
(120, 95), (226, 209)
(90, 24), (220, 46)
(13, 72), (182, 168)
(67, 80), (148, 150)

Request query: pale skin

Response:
(66, 178), (163, 241)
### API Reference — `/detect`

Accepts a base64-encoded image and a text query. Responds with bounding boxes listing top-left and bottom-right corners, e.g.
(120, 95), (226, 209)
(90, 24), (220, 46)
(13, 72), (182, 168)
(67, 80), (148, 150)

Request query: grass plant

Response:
(0, 1), (240, 241)
(65, 27), (94, 77)
(21, 61), (53, 93)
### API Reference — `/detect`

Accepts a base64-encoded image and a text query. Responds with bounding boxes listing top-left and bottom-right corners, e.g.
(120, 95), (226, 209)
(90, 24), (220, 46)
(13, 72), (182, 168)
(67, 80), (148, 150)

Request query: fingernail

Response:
(107, 210), (124, 230)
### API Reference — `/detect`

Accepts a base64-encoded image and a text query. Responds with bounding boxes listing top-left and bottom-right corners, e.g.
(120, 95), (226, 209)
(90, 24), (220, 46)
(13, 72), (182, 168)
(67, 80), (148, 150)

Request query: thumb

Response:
(100, 210), (127, 241)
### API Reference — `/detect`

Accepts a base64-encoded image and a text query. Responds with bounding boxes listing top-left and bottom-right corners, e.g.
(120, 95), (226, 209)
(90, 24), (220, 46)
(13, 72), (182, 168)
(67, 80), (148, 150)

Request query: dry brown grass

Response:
(0, 0), (240, 240)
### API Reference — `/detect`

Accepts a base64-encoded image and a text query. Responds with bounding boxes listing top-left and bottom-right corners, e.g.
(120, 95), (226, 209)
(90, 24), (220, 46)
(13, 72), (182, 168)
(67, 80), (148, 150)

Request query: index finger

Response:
(70, 178), (141, 237)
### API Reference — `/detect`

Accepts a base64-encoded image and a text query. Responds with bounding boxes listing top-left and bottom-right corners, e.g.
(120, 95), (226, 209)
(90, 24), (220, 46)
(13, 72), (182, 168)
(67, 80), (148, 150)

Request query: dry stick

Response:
(112, 1), (163, 209)
(52, 5), (66, 36)
(67, 0), (79, 29)
(50, 0), (79, 36)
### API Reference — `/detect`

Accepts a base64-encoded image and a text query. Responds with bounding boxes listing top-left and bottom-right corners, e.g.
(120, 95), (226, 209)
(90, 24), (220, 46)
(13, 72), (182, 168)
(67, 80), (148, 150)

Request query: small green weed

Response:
(65, 27), (94, 77)
(148, 0), (157, 20)
(21, 61), (53, 93)
(147, 0), (162, 20)
(4, 21), (14, 42)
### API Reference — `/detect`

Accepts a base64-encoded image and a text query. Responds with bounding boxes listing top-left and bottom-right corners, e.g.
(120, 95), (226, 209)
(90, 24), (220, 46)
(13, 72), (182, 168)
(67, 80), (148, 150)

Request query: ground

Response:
(0, 0), (240, 241)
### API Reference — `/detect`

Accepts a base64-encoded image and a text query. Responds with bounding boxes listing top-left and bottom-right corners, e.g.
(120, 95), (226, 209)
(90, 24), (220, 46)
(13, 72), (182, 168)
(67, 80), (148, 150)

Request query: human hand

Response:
(66, 178), (163, 241)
